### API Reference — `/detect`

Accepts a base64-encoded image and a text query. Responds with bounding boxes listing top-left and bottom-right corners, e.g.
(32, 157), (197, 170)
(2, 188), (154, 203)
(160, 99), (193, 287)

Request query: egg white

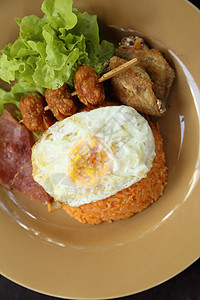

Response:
(31, 106), (156, 206)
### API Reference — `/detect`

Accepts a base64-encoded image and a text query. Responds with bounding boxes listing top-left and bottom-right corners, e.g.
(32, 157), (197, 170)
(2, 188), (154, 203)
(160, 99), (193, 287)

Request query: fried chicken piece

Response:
(45, 83), (77, 121)
(108, 56), (165, 116)
(20, 92), (55, 132)
(73, 65), (105, 108)
(116, 36), (175, 103)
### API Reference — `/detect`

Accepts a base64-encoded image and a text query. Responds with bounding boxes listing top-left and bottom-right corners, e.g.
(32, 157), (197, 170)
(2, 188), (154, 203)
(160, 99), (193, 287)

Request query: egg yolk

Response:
(68, 137), (113, 187)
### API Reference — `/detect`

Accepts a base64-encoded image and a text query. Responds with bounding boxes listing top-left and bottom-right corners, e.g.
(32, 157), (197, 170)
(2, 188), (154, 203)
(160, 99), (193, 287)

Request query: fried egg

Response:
(31, 106), (156, 207)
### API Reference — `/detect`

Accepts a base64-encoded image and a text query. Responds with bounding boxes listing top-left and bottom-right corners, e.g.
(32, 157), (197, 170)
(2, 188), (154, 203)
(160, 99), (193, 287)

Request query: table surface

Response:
(0, 0), (199, 299)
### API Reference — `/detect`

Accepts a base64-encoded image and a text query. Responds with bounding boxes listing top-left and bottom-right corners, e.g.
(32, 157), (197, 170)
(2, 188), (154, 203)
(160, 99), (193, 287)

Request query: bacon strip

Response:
(0, 110), (51, 204)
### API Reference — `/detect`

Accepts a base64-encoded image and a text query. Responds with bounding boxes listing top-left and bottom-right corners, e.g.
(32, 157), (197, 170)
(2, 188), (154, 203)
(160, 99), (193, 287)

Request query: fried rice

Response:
(63, 121), (167, 224)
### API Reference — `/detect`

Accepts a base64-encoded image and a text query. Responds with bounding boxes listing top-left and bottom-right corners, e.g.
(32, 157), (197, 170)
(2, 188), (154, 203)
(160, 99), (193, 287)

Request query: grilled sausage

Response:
(45, 83), (77, 121)
(20, 92), (55, 132)
(73, 65), (105, 108)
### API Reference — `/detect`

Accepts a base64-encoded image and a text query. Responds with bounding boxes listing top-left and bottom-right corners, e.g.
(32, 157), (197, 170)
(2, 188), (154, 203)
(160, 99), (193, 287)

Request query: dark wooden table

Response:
(0, 0), (199, 299)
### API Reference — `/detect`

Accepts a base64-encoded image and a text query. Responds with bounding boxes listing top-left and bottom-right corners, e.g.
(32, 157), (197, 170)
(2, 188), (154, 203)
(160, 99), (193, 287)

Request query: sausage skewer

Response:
(71, 57), (139, 96)
(44, 57), (139, 111)
(20, 58), (139, 133)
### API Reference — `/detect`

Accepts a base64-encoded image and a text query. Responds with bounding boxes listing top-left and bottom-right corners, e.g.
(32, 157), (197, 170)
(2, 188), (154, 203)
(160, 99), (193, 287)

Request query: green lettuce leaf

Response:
(87, 40), (115, 75)
(41, 0), (77, 31)
(17, 15), (46, 42)
(0, 0), (115, 116)
(0, 53), (24, 83)
(71, 9), (99, 47)
(0, 89), (20, 115)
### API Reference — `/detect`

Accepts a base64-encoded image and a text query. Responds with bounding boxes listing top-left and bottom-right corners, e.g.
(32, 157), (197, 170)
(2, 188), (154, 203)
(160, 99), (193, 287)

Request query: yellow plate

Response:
(0, 0), (199, 298)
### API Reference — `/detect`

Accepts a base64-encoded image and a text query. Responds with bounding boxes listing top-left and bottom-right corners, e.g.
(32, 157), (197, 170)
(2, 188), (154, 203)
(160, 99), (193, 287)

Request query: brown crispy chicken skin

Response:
(108, 56), (166, 116)
(116, 36), (175, 103)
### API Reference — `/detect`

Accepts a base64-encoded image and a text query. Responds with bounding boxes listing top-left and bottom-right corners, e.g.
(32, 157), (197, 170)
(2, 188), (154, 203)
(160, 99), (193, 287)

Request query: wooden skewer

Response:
(44, 57), (139, 111)
(44, 106), (50, 111)
(71, 90), (78, 97)
(99, 57), (139, 83)
(71, 57), (139, 96)
(44, 105), (50, 111)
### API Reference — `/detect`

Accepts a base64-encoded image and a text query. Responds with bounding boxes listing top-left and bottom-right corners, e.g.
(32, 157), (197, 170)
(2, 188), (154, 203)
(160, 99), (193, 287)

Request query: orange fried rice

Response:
(63, 121), (167, 224)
